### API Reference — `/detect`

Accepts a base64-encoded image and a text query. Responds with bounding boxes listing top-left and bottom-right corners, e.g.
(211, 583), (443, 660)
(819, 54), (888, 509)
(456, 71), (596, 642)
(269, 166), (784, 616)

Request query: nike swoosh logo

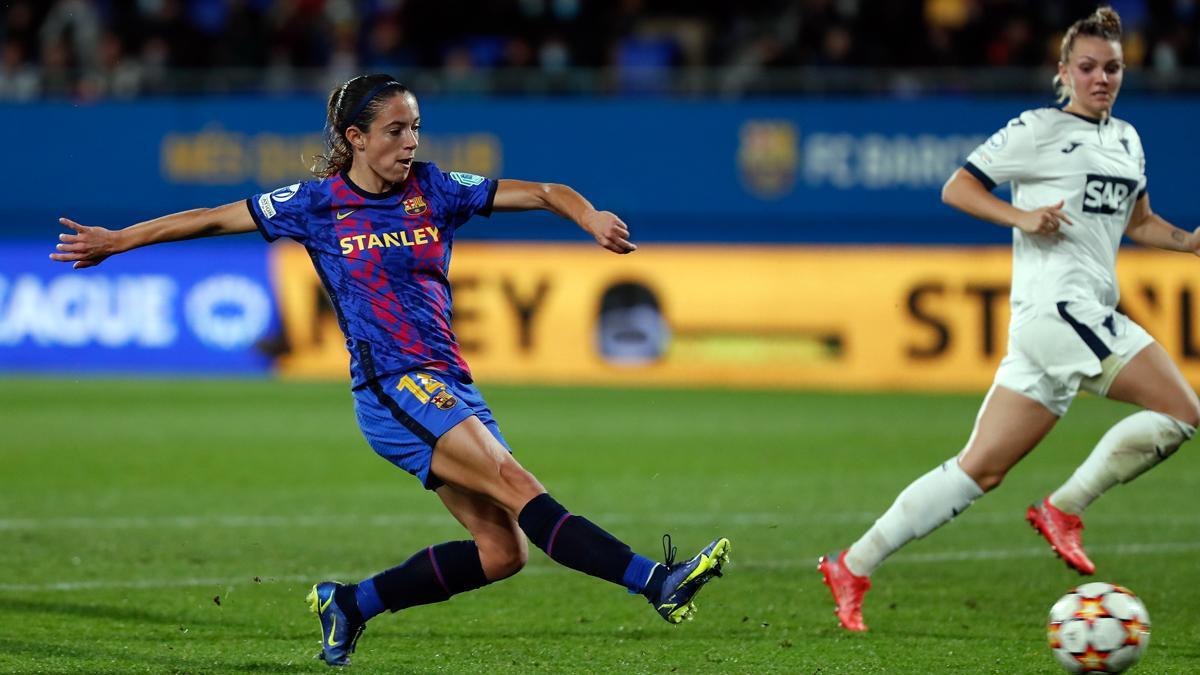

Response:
(336, 209), (358, 220)
(327, 615), (342, 647)
(319, 594), (333, 613)
(1062, 142), (1082, 153)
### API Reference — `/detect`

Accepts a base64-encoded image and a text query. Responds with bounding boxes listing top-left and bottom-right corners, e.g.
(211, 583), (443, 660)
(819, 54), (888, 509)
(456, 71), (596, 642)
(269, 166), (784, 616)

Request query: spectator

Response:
(0, 42), (40, 101)
(4, 0), (1200, 98)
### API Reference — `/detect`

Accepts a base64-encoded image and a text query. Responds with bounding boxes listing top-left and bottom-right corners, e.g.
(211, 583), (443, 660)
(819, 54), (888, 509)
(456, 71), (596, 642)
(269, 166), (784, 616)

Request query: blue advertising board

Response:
(0, 242), (277, 374)
(1, 97), (1198, 243)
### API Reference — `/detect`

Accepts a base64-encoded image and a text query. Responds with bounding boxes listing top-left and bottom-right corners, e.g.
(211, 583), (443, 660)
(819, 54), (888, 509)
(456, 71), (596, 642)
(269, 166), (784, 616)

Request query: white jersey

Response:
(965, 108), (1146, 321)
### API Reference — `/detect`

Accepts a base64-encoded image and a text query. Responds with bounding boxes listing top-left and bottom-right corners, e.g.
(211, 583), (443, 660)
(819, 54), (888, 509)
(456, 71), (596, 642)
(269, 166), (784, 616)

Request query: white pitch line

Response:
(0, 512), (859, 531)
(2, 540), (1197, 593)
(0, 514), (452, 531)
(4, 511), (1200, 532)
(0, 565), (578, 593)
(0, 573), (336, 593)
(890, 539), (1200, 564)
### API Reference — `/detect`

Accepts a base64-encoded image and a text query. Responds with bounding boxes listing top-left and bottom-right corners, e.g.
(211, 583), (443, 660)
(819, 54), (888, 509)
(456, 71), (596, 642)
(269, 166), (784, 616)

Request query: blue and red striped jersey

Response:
(247, 162), (497, 388)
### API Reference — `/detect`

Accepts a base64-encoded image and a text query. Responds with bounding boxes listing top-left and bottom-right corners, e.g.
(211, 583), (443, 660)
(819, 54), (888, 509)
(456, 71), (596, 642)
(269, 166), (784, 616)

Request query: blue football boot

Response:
(652, 535), (731, 623)
(307, 581), (365, 667)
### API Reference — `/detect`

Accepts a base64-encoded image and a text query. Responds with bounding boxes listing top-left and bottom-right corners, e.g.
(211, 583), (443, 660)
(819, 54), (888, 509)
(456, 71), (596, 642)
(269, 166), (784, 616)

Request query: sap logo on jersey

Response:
(1083, 174), (1138, 214)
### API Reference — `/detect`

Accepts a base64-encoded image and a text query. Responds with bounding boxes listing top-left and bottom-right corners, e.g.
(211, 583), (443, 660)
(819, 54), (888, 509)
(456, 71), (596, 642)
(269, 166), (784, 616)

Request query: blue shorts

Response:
(354, 370), (510, 490)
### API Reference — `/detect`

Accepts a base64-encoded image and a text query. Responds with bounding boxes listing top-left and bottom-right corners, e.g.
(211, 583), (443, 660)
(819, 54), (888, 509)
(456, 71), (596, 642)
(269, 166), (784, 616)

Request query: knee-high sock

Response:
(517, 493), (664, 598)
(350, 540), (490, 623)
(1050, 411), (1194, 514)
(844, 458), (984, 577)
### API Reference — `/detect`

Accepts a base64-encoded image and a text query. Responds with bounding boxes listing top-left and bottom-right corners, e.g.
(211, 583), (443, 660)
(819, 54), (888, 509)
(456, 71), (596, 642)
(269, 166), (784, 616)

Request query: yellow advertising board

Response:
(269, 242), (1200, 391)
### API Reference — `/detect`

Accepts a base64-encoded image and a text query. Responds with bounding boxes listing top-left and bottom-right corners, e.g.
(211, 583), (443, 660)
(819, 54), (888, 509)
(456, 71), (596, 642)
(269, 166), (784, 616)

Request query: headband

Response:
(341, 80), (404, 130)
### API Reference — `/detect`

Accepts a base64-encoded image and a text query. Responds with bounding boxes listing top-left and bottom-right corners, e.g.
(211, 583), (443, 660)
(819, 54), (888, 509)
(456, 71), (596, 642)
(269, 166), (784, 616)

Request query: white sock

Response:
(1050, 411), (1194, 514)
(844, 458), (984, 576)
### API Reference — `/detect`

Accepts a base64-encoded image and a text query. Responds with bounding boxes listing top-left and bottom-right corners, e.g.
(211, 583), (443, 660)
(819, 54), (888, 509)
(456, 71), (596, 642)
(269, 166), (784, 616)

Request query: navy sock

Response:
(517, 493), (641, 590)
(355, 540), (490, 620)
(353, 578), (384, 621)
(624, 555), (670, 601)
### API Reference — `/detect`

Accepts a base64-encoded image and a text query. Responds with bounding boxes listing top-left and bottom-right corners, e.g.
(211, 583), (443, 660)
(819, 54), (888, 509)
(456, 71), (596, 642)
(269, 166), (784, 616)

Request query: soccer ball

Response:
(1047, 582), (1151, 674)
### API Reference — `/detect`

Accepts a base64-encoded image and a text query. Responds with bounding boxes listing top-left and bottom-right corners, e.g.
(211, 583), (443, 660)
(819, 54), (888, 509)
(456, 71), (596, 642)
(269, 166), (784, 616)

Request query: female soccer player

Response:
(818, 7), (1200, 632)
(50, 74), (730, 665)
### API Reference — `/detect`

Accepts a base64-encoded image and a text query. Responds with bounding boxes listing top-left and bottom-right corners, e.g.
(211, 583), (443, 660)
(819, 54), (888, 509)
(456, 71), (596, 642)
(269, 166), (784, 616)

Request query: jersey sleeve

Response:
(1130, 128), (1148, 198)
(246, 181), (314, 243)
(427, 165), (498, 227)
(963, 112), (1040, 190)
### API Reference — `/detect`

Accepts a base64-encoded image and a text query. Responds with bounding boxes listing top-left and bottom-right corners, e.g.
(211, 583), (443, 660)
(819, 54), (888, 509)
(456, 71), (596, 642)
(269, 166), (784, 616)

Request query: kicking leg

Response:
(1041, 344), (1198, 556)
(431, 415), (730, 624)
(821, 385), (1057, 631)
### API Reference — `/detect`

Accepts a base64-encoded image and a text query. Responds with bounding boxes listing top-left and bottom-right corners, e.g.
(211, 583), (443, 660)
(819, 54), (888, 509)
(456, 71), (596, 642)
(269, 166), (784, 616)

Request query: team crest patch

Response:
(404, 195), (428, 215)
(431, 389), (458, 410)
(737, 120), (799, 199)
(449, 171), (485, 187)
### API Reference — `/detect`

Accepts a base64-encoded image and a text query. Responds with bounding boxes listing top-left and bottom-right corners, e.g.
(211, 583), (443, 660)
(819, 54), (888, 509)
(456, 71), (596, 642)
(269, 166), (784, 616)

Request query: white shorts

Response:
(993, 301), (1155, 417)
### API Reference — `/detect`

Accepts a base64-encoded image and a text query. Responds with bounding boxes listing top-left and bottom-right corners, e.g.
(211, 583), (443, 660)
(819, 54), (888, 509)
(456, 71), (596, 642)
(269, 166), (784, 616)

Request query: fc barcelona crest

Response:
(404, 195), (428, 215)
(737, 120), (799, 199)
(431, 389), (457, 410)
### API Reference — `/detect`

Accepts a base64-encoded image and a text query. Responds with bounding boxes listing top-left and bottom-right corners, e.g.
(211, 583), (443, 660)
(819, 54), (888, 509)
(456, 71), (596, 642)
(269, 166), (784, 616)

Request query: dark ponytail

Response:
(310, 74), (410, 179)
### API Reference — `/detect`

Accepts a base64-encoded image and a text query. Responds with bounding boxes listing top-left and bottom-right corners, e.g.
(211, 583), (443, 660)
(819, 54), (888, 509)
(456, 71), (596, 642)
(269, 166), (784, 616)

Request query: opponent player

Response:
(50, 74), (730, 665)
(817, 7), (1200, 631)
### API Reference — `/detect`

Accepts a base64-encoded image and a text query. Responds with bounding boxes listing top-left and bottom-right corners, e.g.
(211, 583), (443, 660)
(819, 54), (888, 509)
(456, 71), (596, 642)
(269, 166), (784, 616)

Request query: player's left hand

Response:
(584, 210), (636, 254)
(1190, 226), (1200, 257)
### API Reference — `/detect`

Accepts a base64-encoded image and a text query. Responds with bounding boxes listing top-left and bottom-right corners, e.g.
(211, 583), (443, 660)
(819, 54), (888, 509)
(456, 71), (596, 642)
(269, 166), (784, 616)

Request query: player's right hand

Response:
(50, 218), (120, 269)
(584, 210), (637, 254)
(1014, 200), (1072, 236)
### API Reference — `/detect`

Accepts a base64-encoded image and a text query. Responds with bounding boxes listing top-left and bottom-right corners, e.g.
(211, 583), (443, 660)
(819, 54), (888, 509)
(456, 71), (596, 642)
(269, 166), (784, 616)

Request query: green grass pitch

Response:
(2, 378), (1198, 673)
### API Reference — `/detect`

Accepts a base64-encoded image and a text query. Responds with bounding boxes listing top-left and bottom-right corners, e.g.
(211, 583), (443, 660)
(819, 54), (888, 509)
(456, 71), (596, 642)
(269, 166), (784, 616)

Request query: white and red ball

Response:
(1047, 582), (1150, 674)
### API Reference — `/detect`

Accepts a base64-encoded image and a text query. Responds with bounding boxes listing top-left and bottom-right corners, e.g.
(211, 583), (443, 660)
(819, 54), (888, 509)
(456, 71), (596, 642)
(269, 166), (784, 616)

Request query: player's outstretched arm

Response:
(942, 167), (1072, 236)
(1124, 193), (1200, 255)
(491, 179), (636, 254)
(50, 200), (258, 269)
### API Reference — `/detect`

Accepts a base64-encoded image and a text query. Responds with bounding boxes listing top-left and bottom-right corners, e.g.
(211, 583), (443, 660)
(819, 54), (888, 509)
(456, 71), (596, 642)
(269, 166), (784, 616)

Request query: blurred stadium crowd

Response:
(3, 0), (1200, 99)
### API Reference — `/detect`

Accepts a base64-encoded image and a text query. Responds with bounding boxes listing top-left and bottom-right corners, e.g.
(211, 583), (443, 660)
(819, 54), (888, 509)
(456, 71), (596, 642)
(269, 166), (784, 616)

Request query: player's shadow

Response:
(846, 625), (1028, 644)
(0, 637), (318, 673)
(383, 624), (735, 643)
(0, 637), (96, 662)
(0, 597), (241, 628)
(1162, 645), (1200, 660)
